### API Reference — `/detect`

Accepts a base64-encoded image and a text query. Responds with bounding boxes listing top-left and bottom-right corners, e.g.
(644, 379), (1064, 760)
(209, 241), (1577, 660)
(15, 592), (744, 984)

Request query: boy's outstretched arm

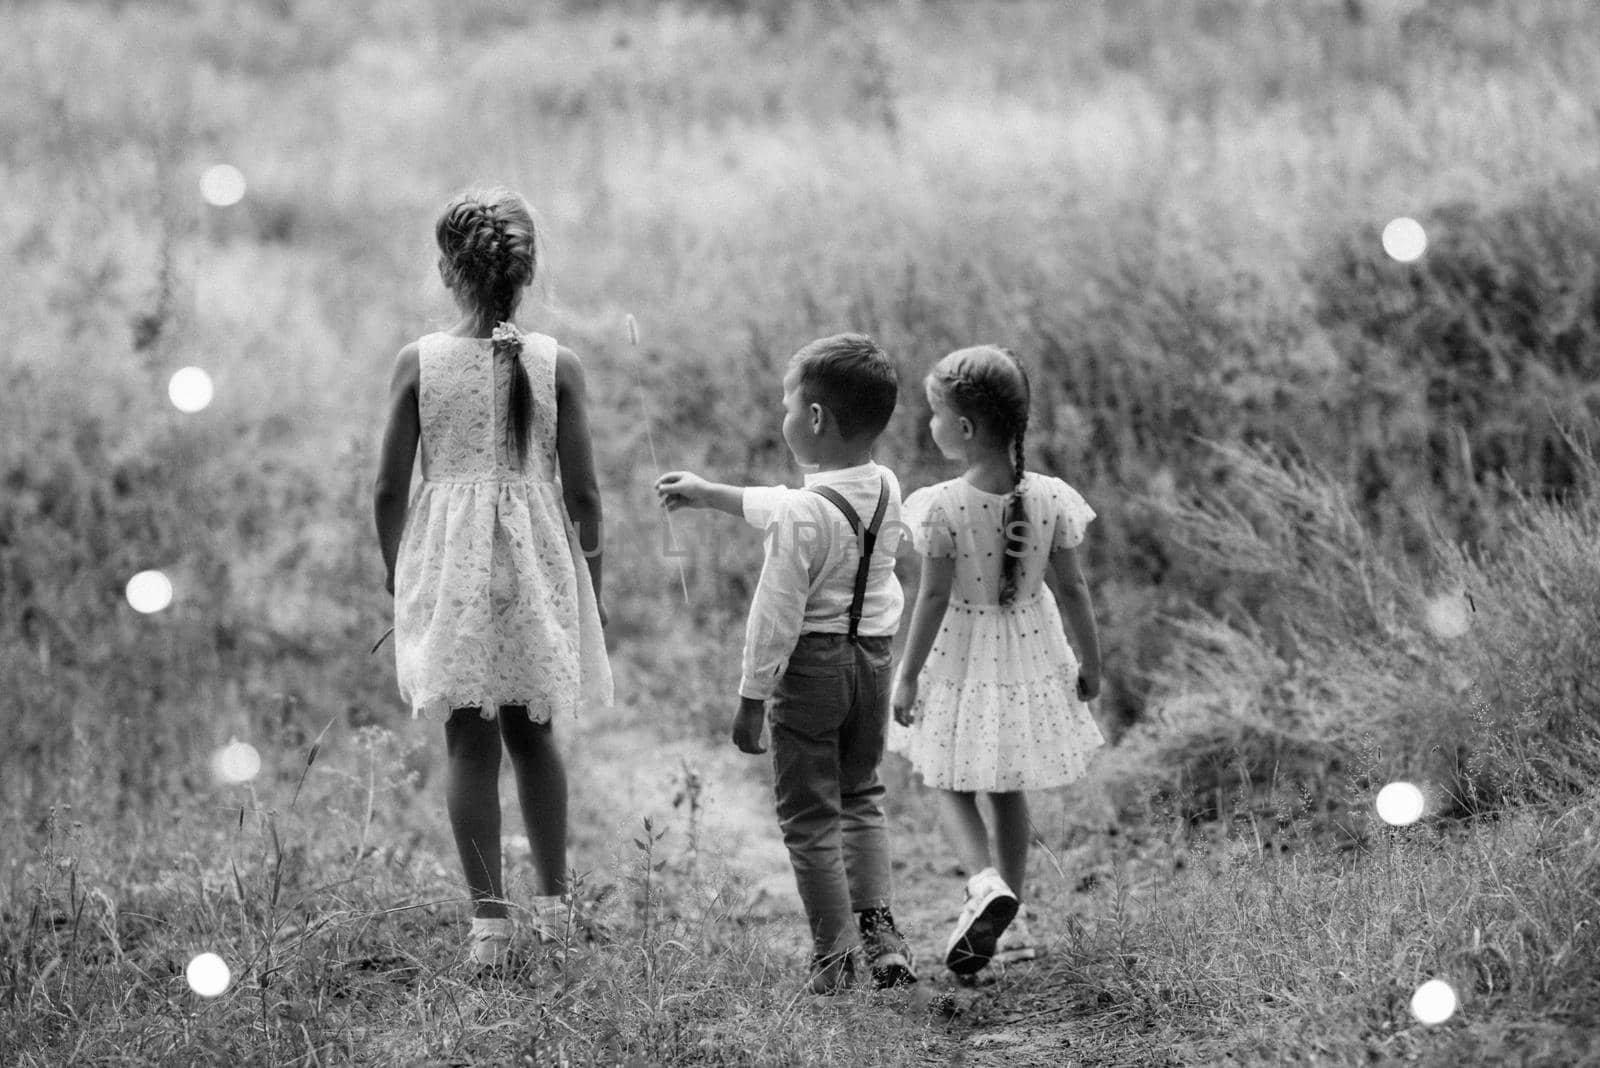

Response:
(655, 471), (745, 518)
(1049, 546), (1102, 701)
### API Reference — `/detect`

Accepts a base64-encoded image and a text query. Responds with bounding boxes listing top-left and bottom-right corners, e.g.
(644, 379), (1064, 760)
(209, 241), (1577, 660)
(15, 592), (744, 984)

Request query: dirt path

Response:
(562, 693), (1167, 1065)
(564, 703), (803, 915)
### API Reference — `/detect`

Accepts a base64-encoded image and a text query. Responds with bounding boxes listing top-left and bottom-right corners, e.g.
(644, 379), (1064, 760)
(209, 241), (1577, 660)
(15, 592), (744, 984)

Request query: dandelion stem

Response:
(627, 314), (691, 606)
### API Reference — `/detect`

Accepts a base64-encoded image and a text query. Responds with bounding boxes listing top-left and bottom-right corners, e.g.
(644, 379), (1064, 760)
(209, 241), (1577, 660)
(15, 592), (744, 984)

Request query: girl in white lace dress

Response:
(888, 345), (1103, 976)
(373, 187), (612, 967)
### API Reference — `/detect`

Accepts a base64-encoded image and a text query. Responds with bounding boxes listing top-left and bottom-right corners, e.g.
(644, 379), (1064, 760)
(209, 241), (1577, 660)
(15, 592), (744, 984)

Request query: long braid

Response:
(998, 349), (1031, 606)
(999, 411), (1030, 606)
(438, 188), (539, 469)
(932, 346), (1032, 607)
(493, 322), (533, 470)
(487, 213), (534, 469)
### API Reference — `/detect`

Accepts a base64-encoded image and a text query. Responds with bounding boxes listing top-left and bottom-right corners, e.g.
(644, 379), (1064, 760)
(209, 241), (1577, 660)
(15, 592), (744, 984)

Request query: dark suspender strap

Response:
(810, 477), (890, 642)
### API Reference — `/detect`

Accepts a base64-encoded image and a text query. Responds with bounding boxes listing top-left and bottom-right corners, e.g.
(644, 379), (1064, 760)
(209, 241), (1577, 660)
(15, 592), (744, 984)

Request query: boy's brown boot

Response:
(860, 913), (918, 989)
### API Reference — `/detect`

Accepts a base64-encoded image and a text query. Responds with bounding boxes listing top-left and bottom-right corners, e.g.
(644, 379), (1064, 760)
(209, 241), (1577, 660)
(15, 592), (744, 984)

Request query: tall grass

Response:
(0, 723), (962, 1066)
(1095, 439), (1600, 824)
(1047, 787), (1600, 1065)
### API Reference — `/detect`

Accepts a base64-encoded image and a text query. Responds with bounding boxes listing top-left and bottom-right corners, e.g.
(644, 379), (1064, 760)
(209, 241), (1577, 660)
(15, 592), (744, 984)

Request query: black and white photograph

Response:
(4, 0), (1598, 1063)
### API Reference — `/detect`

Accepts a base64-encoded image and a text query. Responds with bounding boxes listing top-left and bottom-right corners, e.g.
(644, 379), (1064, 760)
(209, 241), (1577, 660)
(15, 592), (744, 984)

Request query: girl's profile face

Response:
(926, 383), (968, 462)
(781, 368), (819, 465)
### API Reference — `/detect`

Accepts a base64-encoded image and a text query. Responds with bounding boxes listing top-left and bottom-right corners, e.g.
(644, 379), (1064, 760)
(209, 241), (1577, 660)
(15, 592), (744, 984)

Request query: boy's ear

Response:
(958, 416), (976, 440)
(809, 402), (827, 436)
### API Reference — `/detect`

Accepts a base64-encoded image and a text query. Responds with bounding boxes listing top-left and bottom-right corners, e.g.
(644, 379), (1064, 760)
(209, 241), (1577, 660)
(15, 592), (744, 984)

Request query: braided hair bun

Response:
(436, 189), (537, 318)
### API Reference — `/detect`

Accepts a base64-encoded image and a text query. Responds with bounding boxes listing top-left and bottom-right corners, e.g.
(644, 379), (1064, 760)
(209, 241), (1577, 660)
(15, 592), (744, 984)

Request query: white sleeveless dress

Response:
(392, 331), (611, 722)
(887, 473), (1103, 791)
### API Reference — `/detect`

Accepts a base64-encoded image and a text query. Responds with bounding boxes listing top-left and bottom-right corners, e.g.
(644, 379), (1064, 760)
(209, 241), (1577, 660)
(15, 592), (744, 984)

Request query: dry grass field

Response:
(4, 0), (1600, 1063)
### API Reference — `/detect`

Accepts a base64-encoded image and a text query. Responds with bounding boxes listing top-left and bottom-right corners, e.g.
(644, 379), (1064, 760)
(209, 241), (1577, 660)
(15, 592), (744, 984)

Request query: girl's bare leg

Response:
(500, 708), (569, 898)
(937, 790), (993, 880)
(445, 709), (506, 919)
(988, 790), (1031, 900)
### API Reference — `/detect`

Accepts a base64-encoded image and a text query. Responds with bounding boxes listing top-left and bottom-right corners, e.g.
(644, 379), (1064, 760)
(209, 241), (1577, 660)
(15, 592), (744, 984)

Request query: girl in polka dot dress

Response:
(888, 345), (1103, 976)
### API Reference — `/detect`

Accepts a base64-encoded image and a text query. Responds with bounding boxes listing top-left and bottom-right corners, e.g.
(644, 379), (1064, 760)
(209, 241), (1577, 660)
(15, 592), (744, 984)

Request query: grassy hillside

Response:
(4, 0), (1600, 1062)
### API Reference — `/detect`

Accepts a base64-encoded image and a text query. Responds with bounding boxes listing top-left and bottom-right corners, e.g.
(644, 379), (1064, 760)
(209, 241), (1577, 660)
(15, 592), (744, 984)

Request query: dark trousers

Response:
(769, 633), (894, 958)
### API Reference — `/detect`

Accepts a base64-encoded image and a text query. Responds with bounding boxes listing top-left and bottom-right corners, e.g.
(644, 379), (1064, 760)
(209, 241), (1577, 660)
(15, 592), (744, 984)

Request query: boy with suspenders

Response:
(655, 333), (917, 994)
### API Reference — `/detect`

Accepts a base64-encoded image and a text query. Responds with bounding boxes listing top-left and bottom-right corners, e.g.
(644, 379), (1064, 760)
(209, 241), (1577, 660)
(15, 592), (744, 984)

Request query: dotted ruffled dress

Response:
(887, 473), (1103, 791)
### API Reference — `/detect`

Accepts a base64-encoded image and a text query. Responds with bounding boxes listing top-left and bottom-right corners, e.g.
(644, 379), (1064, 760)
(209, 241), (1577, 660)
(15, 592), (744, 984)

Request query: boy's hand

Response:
(655, 471), (710, 511)
(732, 697), (767, 754)
(1076, 665), (1101, 702)
(891, 674), (917, 726)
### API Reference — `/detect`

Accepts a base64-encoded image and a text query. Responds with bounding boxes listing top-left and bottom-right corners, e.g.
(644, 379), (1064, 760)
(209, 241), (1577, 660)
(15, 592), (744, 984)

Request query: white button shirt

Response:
(737, 462), (907, 700)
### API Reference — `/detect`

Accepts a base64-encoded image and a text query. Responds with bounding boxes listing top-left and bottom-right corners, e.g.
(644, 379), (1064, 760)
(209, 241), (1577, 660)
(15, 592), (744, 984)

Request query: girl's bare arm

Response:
(890, 540), (923, 658)
(1049, 545), (1101, 698)
(555, 345), (604, 606)
(373, 343), (421, 592)
(894, 553), (956, 690)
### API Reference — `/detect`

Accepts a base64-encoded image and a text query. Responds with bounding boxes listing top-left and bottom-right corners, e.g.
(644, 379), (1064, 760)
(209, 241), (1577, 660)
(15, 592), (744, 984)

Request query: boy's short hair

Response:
(789, 333), (899, 441)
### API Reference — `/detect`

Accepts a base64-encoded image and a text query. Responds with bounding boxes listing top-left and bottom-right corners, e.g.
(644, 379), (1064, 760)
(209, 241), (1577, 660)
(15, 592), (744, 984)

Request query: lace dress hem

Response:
(411, 694), (563, 723)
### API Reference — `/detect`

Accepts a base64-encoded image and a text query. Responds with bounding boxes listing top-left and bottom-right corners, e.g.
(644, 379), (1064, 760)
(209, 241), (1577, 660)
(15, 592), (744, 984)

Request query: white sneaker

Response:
(944, 868), (1018, 975)
(468, 917), (512, 968)
(993, 912), (1047, 966)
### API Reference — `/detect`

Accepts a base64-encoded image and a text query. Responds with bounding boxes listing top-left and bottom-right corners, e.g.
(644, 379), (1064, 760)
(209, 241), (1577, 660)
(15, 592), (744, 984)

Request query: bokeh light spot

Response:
(211, 741), (261, 785)
(168, 367), (214, 413)
(167, 369), (214, 415)
(1382, 217), (1428, 263)
(1411, 978), (1457, 1024)
(126, 570), (173, 614)
(1376, 781), (1426, 827)
(186, 952), (232, 997)
(199, 164), (247, 208)
(1424, 593), (1471, 639)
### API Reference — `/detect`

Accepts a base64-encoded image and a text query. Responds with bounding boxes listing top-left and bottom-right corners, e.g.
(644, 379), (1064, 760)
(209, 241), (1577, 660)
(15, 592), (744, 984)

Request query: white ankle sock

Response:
(469, 917), (512, 965)
(530, 894), (565, 941)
